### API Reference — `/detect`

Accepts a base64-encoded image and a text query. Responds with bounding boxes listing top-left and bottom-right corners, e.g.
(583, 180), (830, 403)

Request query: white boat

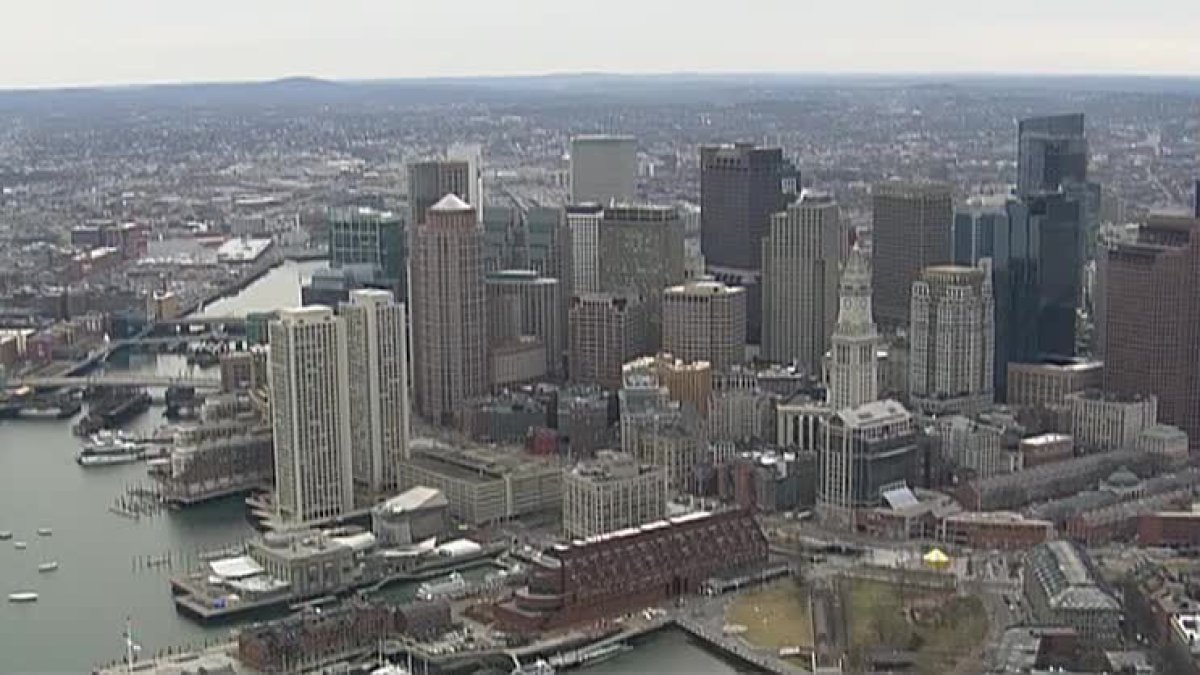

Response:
(14, 541), (27, 550)
(36, 528), (52, 537)
(8, 592), (38, 603)
(38, 561), (59, 573)
(416, 572), (468, 601)
(0, 531), (12, 540)
(510, 658), (555, 675)
(370, 664), (411, 675)
(78, 430), (145, 466)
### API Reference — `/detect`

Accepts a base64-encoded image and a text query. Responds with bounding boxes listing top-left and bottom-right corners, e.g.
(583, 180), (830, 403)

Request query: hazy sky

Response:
(3, 0), (1198, 88)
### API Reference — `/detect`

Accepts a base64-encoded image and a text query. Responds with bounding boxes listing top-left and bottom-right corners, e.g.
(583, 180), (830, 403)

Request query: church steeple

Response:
(828, 245), (880, 410)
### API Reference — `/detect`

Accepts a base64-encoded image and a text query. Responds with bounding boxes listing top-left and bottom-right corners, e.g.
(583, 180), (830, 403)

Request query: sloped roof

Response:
(430, 193), (471, 212)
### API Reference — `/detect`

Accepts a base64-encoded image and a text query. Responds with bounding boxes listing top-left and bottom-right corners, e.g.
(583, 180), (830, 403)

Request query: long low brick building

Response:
(496, 509), (768, 631)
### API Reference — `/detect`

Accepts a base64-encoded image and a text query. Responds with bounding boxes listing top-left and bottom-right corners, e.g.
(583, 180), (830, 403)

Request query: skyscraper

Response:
(662, 278), (746, 371)
(269, 306), (353, 525)
(992, 193), (1084, 399)
(597, 204), (685, 347)
(1017, 114), (1088, 197)
(341, 289), (410, 495)
(1100, 215), (1200, 451)
(870, 182), (953, 328)
(1193, 179), (1200, 218)
(700, 144), (799, 344)
(408, 160), (473, 226)
(410, 194), (487, 423)
(908, 265), (995, 416)
(761, 194), (841, 371)
(570, 135), (637, 205)
(486, 269), (564, 379)
(568, 293), (646, 389)
(327, 206), (407, 298)
(566, 204), (604, 295)
(828, 246), (880, 411)
(952, 194), (1009, 266)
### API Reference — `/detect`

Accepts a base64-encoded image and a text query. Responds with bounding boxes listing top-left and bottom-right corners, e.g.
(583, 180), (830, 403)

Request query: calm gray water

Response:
(0, 259), (737, 672)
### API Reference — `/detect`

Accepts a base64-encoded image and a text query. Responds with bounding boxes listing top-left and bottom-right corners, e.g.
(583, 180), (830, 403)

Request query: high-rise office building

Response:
(993, 193), (1084, 399)
(700, 143), (799, 343)
(828, 247), (880, 411)
(908, 265), (995, 416)
(486, 269), (564, 379)
(570, 135), (637, 205)
(952, 194), (1009, 266)
(662, 279), (746, 371)
(1100, 215), (1200, 450)
(1017, 114), (1088, 197)
(597, 205), (685, 347)
(447, 142), (484, 222)
(566, 204), (604, 295)
(818, 399), (918, 530)
(408, 160), (473, 226)
(482, 206), (521, 273)
(327, 207), (407, 296)
(410, 194), (488, 423)
(761, 194), (841, 371)
(269, 306), (354, 525)
(1194, 179), (1200, 218)
(568, 293), (646, 389)
(870, 182), (953, 328)
(525, 206), (570, 283)
(340, 289), (410, 495)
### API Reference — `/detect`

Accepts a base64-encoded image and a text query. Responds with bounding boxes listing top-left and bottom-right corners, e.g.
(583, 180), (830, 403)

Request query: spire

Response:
(835, 245), (875, 334)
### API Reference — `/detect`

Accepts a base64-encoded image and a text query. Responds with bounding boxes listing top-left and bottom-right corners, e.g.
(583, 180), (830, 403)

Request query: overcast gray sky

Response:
(3, 0), (1197, 88)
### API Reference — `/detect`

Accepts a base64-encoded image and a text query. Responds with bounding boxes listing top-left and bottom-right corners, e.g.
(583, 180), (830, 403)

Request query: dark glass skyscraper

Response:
(1017, 114), (1088, 197)
(991, 193), (1083, 400)
(1194, 179), (1200, 218)
(700, 143), (799, 343)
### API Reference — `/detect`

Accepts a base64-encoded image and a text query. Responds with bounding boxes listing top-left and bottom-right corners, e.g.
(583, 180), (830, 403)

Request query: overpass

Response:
(17, 374), (222, 390)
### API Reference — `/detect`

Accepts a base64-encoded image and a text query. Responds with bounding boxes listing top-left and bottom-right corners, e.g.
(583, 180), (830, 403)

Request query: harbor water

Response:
(0, 258), (739, 672)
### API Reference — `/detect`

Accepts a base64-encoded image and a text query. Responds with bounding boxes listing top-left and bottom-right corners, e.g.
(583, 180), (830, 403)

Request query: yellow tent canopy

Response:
(923, 548), (951, 569)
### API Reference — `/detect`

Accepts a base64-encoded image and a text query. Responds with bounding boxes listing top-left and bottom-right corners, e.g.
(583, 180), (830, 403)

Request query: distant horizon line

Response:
(4, 69), (1200, 94)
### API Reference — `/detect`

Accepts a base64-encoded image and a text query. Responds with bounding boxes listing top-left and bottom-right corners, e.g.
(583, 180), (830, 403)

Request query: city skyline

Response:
(2, 0), (1198, 89)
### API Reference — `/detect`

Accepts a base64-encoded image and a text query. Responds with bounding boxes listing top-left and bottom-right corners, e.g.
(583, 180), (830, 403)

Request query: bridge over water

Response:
(17, 374), (222, 390)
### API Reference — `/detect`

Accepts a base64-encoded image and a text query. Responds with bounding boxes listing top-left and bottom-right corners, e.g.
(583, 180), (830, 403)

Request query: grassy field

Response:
(843, 578), (988, 674)
(725, 580), (814, 651)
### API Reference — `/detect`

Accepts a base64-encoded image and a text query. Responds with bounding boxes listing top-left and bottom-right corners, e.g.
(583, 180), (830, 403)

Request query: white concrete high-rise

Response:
(566, 203), (604, 295)
(662, 278), (747, 371)
(269, 306), (354, 525)
(762, 193), (841, 371)
(908, 264), (995, 416)
(828, 246), (880, 410)
(570, 135), (637, 205)
(341, 289), (411, 496)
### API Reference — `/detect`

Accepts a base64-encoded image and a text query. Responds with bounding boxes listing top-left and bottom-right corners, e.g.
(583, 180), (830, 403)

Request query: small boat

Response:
(36, 528), (52, 537)
(7, 592), (38, 603)
(0, 531), (12, 540)
(38, 561), (59, 573)
(13, 541), (27, 550)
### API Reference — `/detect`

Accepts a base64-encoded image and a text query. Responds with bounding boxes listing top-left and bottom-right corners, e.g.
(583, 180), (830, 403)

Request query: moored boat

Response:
(0, 531), (12, 540)
(37, 528), (52, 537)
(38, 561), (59, 573)
(14, 541), (27, 550)
(7, 592), (38, 603)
